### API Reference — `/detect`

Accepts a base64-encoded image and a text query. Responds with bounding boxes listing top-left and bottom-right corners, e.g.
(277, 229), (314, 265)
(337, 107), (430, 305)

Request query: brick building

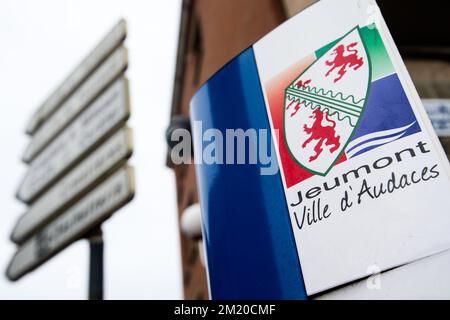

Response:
(167, 0), (450, 299)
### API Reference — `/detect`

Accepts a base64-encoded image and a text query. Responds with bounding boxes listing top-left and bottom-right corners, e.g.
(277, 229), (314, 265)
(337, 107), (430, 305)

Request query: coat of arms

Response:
(284, 27), (371, 175)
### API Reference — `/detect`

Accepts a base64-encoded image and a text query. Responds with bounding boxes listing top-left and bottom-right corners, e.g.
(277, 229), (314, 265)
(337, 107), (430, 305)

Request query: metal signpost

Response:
(7, 20), (134, 300)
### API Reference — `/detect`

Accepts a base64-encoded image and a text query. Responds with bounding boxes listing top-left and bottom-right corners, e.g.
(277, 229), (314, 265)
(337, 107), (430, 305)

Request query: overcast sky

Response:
(0, 0), (183, 299)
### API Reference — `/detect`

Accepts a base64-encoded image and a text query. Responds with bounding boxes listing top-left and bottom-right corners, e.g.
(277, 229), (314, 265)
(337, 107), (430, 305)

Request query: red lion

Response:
(325, 42), (363, 83)
(302, 109), (341, 162)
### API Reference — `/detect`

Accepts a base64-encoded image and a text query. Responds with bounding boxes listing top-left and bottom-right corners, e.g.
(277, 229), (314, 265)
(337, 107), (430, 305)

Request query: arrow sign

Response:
(11, 127), (133, 244)
(22, 46), (128, 163)
(25, 19), (127, 135)
(16, 77), (130, 203)
(6, 166), (135, 281)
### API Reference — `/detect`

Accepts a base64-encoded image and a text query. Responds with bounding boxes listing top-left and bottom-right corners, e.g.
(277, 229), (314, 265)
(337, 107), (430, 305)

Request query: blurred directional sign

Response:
(25, 19), (127, 135)
(16, 77), (130, 203)
(7, 166), (135, 281)
(8, 19), (134, 285)
(11, 127), (133, 244)
(22, 46), (128, 163)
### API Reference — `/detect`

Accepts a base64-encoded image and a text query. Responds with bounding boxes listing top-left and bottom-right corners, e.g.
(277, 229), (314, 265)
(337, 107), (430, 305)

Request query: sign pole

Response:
(87, 226), (103, 300)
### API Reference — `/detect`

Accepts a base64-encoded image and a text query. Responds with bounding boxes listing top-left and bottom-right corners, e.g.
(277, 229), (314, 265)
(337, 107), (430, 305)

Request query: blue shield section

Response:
(190, 48), (307, 299)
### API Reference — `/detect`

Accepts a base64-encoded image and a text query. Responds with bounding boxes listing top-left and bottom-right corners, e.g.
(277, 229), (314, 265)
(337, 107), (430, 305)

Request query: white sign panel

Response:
(316, 249), (450, 299)
(7, 166), (135, 281)
(17, 77), (130, 203)
(25, 19), (127, 135)
(253, 0), (450, 295)
(423, 99), (450, 137)
(22, 46), (128, 163)
(11, 127), (133, 244)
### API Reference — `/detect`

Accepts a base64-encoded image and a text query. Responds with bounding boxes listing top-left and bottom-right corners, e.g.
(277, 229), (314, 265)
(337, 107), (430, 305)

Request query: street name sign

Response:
(17, 77), (130, 203)
(7, 166), (135, 281)
(11, 127), (133, 244)
(8, 20), (134, 288)
(22, 46), (128, 163)
(25, 19), (127, 135)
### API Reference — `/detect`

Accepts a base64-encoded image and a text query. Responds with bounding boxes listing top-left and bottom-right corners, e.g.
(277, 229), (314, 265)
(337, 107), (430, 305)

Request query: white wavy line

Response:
(346, 131), (408, 158)
(346, 121), (416, 153)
